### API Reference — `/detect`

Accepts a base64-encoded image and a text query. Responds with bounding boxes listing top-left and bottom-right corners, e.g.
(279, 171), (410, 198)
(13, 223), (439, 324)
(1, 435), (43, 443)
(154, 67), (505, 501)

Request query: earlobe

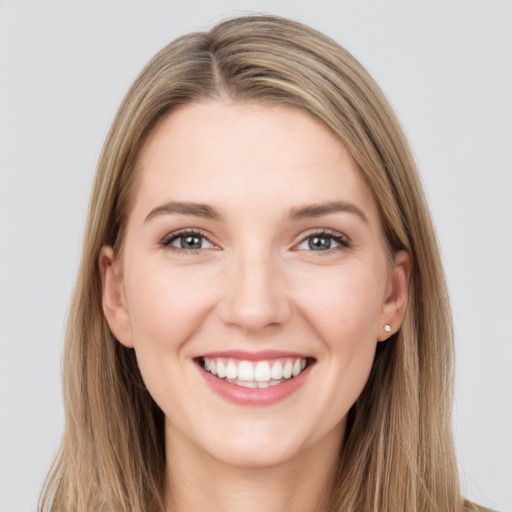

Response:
(99, 246), (133, 348)
(378, 250), (411, 341)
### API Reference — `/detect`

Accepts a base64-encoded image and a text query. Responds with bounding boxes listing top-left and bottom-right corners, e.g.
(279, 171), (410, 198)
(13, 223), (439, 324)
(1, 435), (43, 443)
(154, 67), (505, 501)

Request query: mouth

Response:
(196, 355), (314, 389)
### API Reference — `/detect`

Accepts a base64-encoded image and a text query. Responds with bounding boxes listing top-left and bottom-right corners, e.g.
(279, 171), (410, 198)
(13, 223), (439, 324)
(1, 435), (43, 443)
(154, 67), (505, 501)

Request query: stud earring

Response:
(384, 324), (392, 333)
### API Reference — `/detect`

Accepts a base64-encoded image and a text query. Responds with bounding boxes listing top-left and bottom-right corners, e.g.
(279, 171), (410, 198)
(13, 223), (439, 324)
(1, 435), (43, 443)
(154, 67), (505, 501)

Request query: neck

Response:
(164, 423), (343, 512)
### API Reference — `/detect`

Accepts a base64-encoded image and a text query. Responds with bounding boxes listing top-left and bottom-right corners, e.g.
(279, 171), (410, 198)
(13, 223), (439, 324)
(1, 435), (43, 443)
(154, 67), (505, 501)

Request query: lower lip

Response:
(198, 363), (313, 406)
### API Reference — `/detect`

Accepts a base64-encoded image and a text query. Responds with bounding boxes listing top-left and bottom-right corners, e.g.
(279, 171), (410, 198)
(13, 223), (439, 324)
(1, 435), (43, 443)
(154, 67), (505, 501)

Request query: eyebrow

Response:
(144, 201), (223, 222)
(144, 200), (368, 224)
(287, 201), (368, 223)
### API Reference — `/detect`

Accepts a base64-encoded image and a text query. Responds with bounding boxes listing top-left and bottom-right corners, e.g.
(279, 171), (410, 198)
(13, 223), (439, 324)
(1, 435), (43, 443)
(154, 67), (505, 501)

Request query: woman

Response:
(39, 14), (491, 512)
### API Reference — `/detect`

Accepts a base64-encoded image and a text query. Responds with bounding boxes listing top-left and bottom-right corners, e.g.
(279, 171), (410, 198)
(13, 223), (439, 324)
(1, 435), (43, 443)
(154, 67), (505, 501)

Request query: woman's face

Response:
(101, 101), (409, 469)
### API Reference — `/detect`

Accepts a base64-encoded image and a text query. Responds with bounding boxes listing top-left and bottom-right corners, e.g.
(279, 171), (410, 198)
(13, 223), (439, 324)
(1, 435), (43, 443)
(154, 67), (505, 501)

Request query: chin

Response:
(193, 414), (336, 470)
(208, 435), (305, 470)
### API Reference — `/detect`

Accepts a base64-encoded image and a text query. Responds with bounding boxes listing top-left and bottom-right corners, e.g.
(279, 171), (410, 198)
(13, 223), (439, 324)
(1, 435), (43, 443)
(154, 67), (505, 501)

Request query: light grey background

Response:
(1, 1), (511, 511)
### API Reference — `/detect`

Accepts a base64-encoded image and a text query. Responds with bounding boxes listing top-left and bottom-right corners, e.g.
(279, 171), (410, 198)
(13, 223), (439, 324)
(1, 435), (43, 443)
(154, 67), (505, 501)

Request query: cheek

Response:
(125, 262), (216, 352)
(295, 264), (385, 399)
(295, 264), (385, 344)
(282, 265), (385, 437)
(307, 270), (383, 404)
(122, 262), (219, 413)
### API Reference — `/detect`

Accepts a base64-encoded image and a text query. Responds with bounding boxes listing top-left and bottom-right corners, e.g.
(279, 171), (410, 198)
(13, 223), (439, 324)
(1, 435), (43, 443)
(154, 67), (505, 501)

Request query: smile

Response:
(199, 356), (309, 389)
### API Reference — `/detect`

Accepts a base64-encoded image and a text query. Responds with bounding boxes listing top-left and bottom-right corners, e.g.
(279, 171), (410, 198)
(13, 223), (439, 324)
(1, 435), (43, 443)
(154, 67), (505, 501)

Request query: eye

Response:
(296, 230), (350, 252)
(162, 230), (215, 252)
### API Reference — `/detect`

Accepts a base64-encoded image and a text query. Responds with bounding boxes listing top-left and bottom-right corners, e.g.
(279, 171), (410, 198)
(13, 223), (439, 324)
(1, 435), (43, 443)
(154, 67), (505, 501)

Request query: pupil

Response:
(309, 236), (331, 250)
(181, 236), (202, 249)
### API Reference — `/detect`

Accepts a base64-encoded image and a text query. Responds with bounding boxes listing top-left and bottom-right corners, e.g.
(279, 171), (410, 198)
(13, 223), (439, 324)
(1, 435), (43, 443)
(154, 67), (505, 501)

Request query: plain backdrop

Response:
(0, 1), (511, 511)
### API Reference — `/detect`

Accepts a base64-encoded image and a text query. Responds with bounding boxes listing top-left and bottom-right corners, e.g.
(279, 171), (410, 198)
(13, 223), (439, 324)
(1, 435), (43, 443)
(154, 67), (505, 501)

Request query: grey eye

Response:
(308, 236), (333, 250)
(296, 231), (349, 252)
(165, 232), (214, 251)
(297, 235), (340, 251)
(178, 235), (204, 250)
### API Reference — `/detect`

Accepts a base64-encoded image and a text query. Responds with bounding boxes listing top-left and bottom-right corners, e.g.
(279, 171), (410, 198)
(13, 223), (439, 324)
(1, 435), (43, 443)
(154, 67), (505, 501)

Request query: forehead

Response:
(133, 100), (378, 221)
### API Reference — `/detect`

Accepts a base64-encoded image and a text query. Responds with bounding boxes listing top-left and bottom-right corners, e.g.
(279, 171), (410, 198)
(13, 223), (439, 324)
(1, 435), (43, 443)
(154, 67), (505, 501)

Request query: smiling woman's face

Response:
(101, 101), (409, 469)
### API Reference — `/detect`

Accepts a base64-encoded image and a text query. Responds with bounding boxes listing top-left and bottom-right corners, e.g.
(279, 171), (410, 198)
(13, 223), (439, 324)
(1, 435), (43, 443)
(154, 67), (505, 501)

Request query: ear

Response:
(378, 250), (411, 341)
(99, 246), (133, 348)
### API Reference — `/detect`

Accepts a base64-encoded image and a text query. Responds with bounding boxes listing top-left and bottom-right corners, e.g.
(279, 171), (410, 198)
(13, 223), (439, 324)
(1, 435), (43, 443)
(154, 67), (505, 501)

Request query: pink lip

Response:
(197, 349), (309, 361)
(196, 359), (314, 407)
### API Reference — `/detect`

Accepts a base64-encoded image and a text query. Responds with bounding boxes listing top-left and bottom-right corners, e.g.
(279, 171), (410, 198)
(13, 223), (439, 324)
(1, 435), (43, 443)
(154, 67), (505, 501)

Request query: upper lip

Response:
(195, 350), (313, 361)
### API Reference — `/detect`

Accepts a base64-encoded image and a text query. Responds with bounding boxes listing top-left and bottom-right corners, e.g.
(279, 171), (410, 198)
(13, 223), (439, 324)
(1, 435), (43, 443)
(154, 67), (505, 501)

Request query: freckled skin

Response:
(102, 101), (409, 493)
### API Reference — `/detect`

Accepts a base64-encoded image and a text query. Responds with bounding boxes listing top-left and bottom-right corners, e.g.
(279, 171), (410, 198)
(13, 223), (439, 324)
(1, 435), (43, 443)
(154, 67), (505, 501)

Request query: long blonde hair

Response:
(40, 15), (479, 512)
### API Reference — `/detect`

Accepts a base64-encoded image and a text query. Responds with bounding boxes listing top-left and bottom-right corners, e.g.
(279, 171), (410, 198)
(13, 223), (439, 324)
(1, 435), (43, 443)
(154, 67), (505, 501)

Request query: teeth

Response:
(292, 359), (302, 377)
(254, 361), (271, 382)
(217, 360), (226, 379)
(233, 379), (258, 389)
(226, 360), (237, 379)
(282, 360), (293, 379)
(226, 378), (283, 388)
(271, 361), (283, 380)
(238, 361), (254, 381)
(201, 356), (308, 385)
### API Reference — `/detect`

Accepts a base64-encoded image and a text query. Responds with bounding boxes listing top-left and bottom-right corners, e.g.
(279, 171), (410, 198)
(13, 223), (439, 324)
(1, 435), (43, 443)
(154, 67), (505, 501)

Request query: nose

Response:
(217, 250), (292, 333)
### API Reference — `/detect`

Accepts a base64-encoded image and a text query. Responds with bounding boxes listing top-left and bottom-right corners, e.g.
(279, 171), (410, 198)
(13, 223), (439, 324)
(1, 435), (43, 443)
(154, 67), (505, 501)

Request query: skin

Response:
(100, 100), (410, 512)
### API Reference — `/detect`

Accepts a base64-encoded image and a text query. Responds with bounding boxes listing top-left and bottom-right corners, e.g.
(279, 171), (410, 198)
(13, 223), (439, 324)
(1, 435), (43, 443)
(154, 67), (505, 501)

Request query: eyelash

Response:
(160, 229), (351, 255)
(296, 229), (351, 253)
(161, 229), (214, 255)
